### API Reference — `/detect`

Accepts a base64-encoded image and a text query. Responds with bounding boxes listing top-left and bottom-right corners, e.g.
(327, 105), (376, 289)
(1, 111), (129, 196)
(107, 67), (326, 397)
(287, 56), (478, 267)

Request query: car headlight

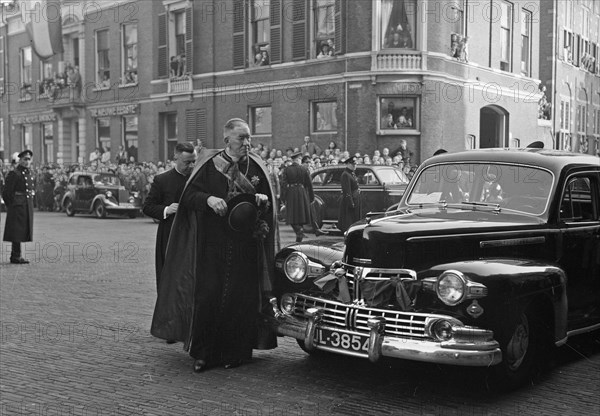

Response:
(133, 192), (139, 198)
(105, 191), (112, 198)
(284, 252), (308, 283)
(436, 270), (466, 306)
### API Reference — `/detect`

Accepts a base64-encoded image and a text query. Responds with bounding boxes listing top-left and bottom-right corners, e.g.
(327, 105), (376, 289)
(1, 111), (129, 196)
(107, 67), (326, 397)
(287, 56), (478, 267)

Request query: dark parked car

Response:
(308, 164), (409, 227)
(62, 172), (142, 218)
(268, 149), (600, 390)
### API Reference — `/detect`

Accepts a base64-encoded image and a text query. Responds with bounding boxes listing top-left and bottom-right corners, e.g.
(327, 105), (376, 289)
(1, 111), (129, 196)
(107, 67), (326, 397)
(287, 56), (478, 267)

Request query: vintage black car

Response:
(309, 164), (409, 228)
(62, 172), (142, 218)
(268, 149), (600, 389)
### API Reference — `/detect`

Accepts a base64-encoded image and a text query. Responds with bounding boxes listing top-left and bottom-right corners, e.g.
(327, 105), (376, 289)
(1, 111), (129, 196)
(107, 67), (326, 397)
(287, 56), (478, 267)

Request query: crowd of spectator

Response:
(1, 137), (416, 213)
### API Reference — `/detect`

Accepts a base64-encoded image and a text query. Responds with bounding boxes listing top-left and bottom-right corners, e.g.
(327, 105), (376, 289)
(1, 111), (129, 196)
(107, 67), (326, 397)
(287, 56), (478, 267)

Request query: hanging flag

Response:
(22, 0), (64, 60)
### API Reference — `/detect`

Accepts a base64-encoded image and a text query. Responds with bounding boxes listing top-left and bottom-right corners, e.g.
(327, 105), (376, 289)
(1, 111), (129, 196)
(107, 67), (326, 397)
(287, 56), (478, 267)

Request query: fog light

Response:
(280, 294), (295, 315)
(106, 191), (112, 198)
(431, 320), (454, 341)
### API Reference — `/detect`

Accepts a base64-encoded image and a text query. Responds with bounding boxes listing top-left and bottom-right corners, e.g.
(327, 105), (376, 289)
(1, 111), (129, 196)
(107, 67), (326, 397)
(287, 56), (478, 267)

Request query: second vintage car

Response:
(308, 164), (409, 228)
(268, 148), (600, 390)
(62, 171), (142, 218)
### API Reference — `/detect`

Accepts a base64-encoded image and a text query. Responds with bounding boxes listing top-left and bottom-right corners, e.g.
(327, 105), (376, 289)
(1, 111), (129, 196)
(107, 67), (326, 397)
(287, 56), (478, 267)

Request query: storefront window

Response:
(123, 116), (138, 162)
(42, 123), (54, 163)
(97, 117), (111, 153)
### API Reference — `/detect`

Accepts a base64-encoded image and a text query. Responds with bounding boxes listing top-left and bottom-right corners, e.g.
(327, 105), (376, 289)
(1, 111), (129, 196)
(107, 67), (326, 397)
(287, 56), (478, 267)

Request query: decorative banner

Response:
(23, 0), (64, 60)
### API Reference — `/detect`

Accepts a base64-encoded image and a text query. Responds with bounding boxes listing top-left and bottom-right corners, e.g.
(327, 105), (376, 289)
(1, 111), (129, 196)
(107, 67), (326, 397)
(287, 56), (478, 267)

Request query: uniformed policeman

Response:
(2, 149), (35, 264)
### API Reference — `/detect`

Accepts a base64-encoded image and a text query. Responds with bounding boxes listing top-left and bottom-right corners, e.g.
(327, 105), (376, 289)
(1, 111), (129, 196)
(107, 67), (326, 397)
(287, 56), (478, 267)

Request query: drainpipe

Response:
(551, 0), (558, 149)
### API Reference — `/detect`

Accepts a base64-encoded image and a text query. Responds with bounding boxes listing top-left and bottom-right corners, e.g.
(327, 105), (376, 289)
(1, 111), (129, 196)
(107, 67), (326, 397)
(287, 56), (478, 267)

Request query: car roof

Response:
(70, 171), (117, 176)
(423, 148), (600, 171)
(312, 164), (401, 174)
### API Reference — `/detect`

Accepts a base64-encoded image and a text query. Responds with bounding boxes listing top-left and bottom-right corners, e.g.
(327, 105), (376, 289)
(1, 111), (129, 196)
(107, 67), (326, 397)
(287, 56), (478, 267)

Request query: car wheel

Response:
(488, 308), (548, 391)
(94, 201), (107, 219)
(64, 199), (75, 217)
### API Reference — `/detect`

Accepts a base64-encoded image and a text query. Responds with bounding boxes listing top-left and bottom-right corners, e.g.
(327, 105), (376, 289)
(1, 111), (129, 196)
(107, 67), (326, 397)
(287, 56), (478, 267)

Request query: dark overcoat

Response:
(150, 149), (280, 355)
(3, 165), (35, 243)
(281, 163), (313, 225)
(338, 168), (360, 232)
(142, 168), (188, 289)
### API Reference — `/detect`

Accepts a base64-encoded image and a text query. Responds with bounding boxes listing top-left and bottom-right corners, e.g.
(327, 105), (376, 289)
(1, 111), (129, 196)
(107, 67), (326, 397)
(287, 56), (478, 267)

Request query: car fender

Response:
(91, 194), (110, 211)
(421, 259), (568, 344)
(61, 191), (74, 206)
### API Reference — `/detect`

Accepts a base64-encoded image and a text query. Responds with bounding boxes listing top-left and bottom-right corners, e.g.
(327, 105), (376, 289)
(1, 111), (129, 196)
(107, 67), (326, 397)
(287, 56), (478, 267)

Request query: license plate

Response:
(315, 328), (369, 353)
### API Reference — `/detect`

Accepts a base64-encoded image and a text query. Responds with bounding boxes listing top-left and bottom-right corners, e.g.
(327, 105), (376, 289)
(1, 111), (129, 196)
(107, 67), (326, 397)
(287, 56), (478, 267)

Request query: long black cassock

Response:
(151, 149), (279, 365)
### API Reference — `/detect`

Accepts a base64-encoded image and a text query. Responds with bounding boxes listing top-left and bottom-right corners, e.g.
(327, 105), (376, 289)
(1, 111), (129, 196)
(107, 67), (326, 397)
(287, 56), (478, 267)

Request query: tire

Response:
(94, 201), (107, 219)
(488, 308), (548, 391)
(64, 199), (75, 217)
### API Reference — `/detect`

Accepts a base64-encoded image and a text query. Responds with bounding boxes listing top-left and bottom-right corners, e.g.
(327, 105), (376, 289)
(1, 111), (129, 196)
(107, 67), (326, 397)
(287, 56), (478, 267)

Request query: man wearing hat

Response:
(281, 151), (315, 242)
(151, 118), (279, 373)
(3, 149), (35, 264)
(338, 156), (360, 232)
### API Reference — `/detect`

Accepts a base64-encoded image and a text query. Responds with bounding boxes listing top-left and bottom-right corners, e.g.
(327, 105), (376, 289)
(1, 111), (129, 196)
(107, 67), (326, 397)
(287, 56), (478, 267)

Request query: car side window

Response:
(323, 170), (342, 185)
(312, 172), (326, 185)
(356, 169), (380, 186)
(69, 176), (77, 185)
(560, 176), (598, 222)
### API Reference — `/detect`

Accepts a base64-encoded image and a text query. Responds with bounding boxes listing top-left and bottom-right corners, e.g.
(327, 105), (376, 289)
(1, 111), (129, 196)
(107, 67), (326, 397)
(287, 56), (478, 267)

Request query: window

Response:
(163, 113), (178, 161)
(21, 124), (32, 151)
(96, 30), (110, 88)
(564, 0), (572, 28)
(560, 177), (597, 222)
(520, 9), (531, 76)
(123, 116), (138, 159)
(174, 11), (186, 58)
(314, 0), (335, 58)
(379, 97), (418, 131)
(39, 61), (53, 95)
(251, 107), (272, 134)
(577, 104), (588, 153)
(122, 24), (138, 85)
(313, 101), (338, 132)
(0, 119), (4, 158)
(381, 0), (416, 49)
(250, 0), (270, 66)
(499, 1), (513, 71)
(96, 118), (111, 153)
(563, 29), (573, 62)
(42, 123), (54, 163)
(20, 47), (32, 98)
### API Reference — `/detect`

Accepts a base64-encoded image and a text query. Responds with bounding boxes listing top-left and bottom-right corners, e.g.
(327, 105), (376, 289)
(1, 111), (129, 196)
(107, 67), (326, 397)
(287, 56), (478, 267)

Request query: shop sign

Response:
(89, 104), (139, 118)
(12, 113), (57, 125)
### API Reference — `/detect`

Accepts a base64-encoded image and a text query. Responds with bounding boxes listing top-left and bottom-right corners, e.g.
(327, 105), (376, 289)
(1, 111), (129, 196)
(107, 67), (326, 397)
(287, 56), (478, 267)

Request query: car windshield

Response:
(407, 163), (554, 215)
(376, 168), (410, 185)
(93, 174), (121, 186)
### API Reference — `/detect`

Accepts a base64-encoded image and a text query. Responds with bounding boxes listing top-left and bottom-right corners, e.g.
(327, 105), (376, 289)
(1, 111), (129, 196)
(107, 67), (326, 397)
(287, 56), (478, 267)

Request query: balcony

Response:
(48, 87), (84, 108)
(372, 51), (423, 71)
(168, 75), (192, 94)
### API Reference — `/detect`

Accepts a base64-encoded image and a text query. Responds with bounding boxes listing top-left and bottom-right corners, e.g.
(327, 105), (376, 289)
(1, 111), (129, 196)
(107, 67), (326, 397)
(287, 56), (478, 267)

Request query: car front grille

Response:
(293, 294), (428, 339)
(118, 189), (129, 203)
(343, 263), (416, 303)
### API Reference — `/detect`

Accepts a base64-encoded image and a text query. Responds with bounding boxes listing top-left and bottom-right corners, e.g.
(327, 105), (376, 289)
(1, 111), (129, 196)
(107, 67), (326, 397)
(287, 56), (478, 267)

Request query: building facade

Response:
(2, 0), (560, 167)
(539, 0), (600, 156)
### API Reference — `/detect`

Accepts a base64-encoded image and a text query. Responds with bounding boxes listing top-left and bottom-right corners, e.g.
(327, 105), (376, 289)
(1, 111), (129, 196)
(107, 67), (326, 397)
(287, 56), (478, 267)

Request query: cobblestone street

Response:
(1, 212), (599, 415)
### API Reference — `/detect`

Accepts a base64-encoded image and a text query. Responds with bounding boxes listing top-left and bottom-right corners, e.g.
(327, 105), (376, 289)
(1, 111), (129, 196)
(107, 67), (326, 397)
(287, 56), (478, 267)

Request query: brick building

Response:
(539, 0), (600, 155)
(1, 0), (553, 166)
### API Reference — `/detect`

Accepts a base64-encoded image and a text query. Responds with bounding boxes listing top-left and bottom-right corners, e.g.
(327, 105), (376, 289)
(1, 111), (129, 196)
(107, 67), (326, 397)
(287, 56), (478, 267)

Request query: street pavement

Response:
(1, 212), (599, 416)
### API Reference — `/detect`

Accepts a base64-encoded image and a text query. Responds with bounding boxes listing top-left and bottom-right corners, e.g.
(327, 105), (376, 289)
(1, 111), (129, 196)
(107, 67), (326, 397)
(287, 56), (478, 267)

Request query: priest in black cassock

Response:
(151, 119), (279, 372)
(143, 142), (196, 290)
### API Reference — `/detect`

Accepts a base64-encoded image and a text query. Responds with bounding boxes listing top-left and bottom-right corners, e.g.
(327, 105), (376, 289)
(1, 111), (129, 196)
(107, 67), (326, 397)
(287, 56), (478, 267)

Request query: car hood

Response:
(345, 207), (547, 269)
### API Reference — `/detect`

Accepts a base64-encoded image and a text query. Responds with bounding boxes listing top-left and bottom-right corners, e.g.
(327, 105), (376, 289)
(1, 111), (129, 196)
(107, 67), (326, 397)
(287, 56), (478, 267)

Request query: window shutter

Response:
(233, 0), (246, 69)
(158, 13), (168, 78)
(185, 6), (193, 74)
(186, 109), (207, 144)
(186, 109), (197, 142)
(292, 0), (307, 60)
(270, 0), (282, 64)
(334, 0), (345, 55)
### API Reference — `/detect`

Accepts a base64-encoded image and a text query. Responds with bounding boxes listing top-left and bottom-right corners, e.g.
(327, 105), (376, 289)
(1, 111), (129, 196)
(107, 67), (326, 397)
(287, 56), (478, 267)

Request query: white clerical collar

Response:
(225, 148), (241, 163)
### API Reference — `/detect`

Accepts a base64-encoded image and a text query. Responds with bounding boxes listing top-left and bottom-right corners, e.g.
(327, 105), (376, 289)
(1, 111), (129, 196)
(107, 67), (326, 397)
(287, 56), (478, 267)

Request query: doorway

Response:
(479, 106), (509, 148)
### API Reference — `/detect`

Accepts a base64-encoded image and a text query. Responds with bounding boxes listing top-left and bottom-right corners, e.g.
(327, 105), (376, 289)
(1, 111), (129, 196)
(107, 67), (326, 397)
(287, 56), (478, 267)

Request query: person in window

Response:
(386, 31), (403, 48)
(398, 107), (413, 127)
(381, 113), (397, 129)
(259, 50), (269, 66)
(317, 41), (333, 59)
(170, 55), (179, 77)
(178, 54), (187, 76)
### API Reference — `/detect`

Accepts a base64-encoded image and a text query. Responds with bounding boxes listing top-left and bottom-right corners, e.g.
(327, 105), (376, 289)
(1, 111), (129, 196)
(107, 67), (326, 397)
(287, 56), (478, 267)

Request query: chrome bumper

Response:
(268, 301), (502, 367)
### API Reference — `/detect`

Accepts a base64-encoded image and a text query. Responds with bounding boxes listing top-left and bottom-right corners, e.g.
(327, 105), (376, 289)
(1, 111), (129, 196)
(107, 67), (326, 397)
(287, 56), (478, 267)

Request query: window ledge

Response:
(93, 86), (112, 92)
(377, 129), (420, 136)
(19, 95), (32, 102)
(312, 131), (338, 135)
(119, 82), (138, 88)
